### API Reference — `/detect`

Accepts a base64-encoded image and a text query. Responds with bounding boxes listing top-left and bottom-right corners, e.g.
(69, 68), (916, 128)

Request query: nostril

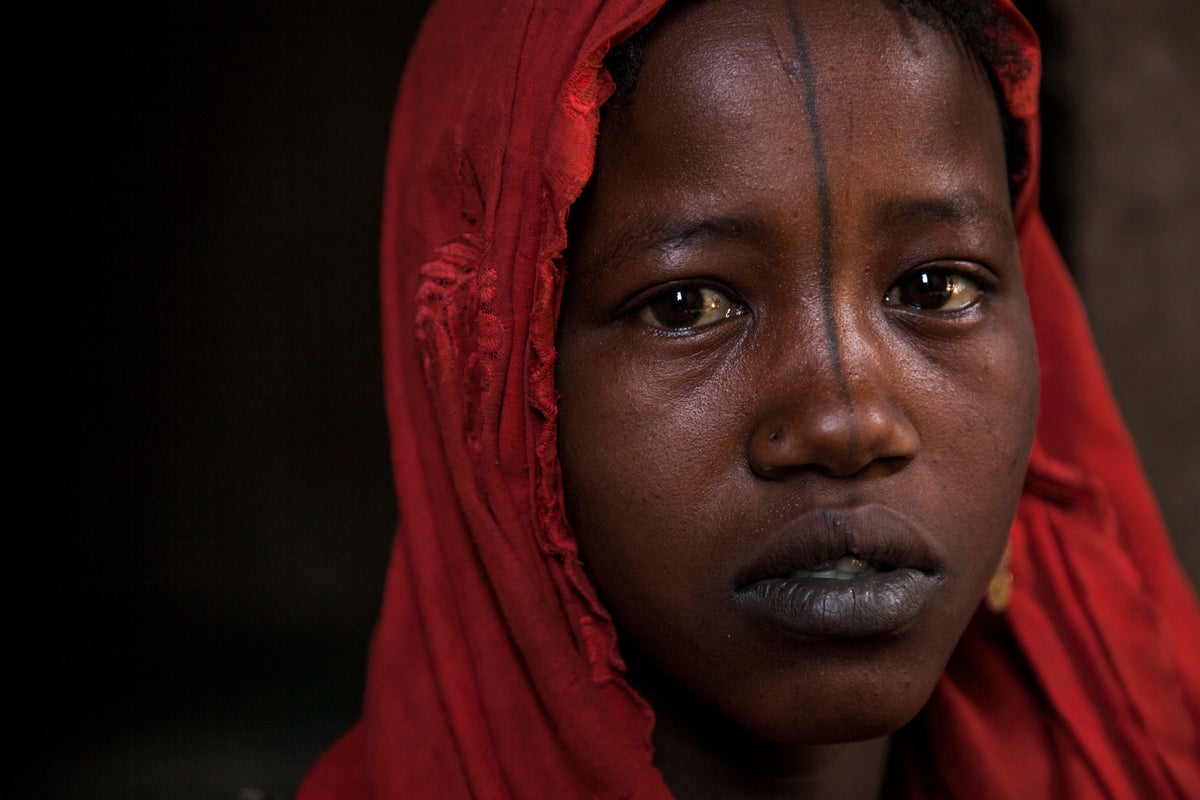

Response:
(747, 397), (920, 481)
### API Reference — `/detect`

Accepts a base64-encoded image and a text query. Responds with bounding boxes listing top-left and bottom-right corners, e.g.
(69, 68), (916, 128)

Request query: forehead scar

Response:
(779, 0), (859, 459)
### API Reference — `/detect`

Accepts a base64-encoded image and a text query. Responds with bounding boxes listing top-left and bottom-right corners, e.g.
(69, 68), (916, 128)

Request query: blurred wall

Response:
(1054, 0), (1200, 585)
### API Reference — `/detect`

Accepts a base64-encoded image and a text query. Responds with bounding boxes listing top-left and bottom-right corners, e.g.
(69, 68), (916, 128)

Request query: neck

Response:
(629, 655), (891, 800)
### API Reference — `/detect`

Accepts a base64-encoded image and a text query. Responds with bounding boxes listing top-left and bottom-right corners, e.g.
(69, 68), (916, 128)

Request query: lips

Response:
(731, 504), (943, 638)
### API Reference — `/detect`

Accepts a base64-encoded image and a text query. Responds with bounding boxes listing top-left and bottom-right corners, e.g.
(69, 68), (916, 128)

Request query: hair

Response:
(601, 0), (1032, 202)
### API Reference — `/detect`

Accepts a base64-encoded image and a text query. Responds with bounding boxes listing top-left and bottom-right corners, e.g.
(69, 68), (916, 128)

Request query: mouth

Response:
(786, 554), (884, 580)
(731, 505), (942, 639)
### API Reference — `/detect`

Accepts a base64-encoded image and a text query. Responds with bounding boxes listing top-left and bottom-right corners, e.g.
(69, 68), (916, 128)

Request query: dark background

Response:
(55, 1), (1197, 797)
(61, 3), (425, 797)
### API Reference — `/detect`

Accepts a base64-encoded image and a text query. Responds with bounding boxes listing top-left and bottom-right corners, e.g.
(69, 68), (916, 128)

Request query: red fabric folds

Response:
(300, 1), (1200, 797)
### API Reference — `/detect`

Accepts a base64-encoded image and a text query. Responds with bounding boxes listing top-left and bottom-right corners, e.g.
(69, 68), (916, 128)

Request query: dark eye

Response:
(638, 286), (742, 331)
(884, 270), (982, 312)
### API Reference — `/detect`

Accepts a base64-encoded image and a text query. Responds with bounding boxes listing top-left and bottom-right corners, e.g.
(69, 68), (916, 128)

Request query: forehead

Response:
(592, 0), (1005, 221)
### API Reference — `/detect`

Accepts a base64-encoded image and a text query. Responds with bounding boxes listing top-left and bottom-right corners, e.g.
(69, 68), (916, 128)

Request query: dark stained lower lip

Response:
(731, 568), (937, 639)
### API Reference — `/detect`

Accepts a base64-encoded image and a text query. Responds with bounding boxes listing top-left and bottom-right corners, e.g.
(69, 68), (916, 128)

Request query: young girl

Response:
(300, 1), (1200, 797)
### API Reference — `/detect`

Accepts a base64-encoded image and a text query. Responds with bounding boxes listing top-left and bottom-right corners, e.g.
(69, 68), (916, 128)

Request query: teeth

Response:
(835, 555), (872, 578)
(788, 555), (879, 581)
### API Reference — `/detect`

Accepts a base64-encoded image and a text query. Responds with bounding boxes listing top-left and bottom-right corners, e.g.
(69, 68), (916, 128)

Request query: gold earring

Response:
(985, 542), (1013, 613)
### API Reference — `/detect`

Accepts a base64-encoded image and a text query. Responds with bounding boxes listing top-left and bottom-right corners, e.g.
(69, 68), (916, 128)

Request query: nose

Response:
(746, 326), (920, 480)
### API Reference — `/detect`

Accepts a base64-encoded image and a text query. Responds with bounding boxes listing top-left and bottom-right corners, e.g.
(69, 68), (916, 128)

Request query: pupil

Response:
(906, 273), (952, 307)
(662, 288), (704, 326)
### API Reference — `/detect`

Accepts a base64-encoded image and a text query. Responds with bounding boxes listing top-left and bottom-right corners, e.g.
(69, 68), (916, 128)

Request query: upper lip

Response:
(732, 504), (941, 589)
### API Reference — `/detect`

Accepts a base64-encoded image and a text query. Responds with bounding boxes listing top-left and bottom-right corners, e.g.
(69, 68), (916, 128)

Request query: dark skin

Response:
(556, 0), (1039, 797)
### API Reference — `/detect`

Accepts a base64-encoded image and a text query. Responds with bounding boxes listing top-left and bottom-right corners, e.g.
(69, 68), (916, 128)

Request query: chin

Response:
(759, 700), (925, 745)
(740, 697), (928, 746)
(706, 641), (953, 746)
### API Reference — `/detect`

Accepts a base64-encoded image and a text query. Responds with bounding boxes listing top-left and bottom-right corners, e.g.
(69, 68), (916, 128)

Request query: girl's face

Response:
(557, 0), (1038, 744)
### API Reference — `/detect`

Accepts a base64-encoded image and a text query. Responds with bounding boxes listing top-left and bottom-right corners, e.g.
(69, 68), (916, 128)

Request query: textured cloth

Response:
(299, 1), (1200, 797)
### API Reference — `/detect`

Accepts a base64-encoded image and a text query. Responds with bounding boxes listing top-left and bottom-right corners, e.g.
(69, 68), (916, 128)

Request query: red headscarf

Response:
(300, 1), (1200, 797)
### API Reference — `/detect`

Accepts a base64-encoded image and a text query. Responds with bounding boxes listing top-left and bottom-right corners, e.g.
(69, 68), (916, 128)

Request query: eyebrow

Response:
(871, 192), (1012, 233)
(587, 214), (769, 278)
(580, 193), (1010, 278)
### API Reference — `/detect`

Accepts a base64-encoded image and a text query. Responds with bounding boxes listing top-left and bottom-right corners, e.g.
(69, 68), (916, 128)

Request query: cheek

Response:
(555, 336), (771, 658)
(558, 326), (748, 502)
(910, 308), (1038, 569)
(966, 312), (1038, 476)
(557, 352), (735, 569)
